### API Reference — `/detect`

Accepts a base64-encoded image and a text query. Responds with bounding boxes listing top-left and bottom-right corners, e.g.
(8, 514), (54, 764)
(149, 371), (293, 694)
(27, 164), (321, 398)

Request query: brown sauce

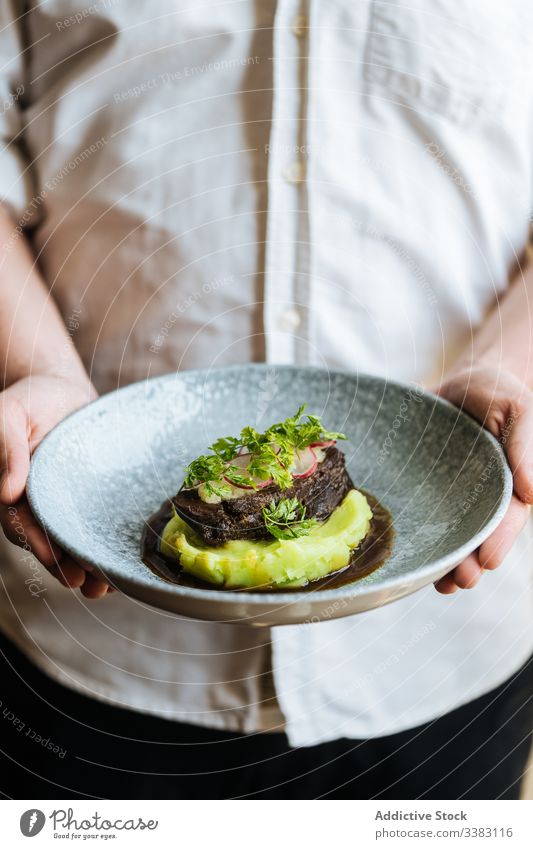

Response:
(141, 491), (394, 593)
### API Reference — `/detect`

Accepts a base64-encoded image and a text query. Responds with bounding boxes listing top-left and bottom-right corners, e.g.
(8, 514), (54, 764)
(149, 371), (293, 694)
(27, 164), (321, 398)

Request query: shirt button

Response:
(283, 160), (306, 184)
(291, 15), (308, 37)
(279, 309), (301, 331)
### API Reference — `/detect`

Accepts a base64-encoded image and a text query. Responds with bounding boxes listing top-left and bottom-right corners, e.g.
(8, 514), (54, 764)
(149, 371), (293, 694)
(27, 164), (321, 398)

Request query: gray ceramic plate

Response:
(26, 365), (512, 627)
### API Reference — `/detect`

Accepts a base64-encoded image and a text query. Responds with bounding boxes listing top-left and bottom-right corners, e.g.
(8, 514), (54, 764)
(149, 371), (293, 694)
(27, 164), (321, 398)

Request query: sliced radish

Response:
(222, 474), (254, 490)
(309, 439), (336, 449)
(291, 446), (318, 479)
(223, 452), (273, 489)
(230, 452), (253, 469)
(247, 477), (273, 489)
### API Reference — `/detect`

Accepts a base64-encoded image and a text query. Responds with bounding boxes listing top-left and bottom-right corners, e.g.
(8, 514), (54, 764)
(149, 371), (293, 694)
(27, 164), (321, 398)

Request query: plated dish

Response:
(143, 406), (394, 591)
(26, 365), (512, 626)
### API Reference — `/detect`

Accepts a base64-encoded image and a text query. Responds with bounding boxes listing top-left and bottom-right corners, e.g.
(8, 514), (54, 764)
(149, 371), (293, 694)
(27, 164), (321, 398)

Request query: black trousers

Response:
(1, 631), (531, 800)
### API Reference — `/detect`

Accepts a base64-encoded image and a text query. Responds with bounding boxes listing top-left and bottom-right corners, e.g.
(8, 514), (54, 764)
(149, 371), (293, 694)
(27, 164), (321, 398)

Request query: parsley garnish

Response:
(182, 406), (346, 493)
(262, 498), (318, 540)
(266, 405), (345, 450)
(183, 455), (256, 490)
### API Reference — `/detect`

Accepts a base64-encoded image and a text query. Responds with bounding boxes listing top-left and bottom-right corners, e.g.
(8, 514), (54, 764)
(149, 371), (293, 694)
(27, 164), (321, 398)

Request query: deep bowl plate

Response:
(26, 365), (512, 626)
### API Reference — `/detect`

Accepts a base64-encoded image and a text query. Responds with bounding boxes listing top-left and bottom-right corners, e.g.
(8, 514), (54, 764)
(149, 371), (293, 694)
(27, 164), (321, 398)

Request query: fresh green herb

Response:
(262, 497), (318, 540)
(198, 480), (233, 500)
(247, 445), (293, 489)
(183, 455), (256, 490)
(209, 436), (241, 461)
(265, 405), (346, 450)
(182, 406), (346, 494)
(183, 455), (227, 489)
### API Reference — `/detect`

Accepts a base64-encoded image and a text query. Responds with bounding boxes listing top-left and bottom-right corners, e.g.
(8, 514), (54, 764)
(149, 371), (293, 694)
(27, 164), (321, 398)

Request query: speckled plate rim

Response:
(26, 365), (513, 609)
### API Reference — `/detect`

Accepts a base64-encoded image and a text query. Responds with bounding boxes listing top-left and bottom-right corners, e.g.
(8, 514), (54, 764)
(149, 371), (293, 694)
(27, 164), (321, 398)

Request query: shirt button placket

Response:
(263, 1), (310, 365)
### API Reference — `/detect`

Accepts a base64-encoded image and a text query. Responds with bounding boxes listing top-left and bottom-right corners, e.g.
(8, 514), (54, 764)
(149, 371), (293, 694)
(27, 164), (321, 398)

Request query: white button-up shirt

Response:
(1, 1), (532, 746)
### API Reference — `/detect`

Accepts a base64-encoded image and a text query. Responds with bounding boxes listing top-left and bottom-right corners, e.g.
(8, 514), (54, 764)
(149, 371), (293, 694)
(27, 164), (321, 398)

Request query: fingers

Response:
(428, 368), (533, 595)
(0, 397), (30, 504)
(449, 553), (483, 589)
(48, 555), (87, 589)
(0, 500), (86, 588)
(0, 499), (62, 569)
(80, 570), (112, 599)
(52, 557), (113, 596)
(55, 558), (113, 595)
(437, 369), (533, 503)
(478, 494), (530, 570)
(434, 553), (483, 594)
(504, 401), (533, 504)
(434, 496), (529, 594)
(0, 499), (111, 595)
(55, 557), (111, 597)
(434, 573), (459, 594)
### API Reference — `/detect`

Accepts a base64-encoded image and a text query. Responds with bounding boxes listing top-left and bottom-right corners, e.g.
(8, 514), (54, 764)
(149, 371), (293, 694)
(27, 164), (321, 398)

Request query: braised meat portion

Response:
(172, 446), (353, 545)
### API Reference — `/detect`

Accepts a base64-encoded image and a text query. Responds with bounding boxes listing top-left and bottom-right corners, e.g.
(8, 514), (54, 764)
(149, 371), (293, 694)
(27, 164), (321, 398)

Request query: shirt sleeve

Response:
(0, 8), (34, 222)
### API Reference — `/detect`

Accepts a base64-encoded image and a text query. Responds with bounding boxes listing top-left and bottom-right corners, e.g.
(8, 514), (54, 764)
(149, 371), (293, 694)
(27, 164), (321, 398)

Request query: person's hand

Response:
(0, 374), (112, 598)
(434, 364), (533, 593)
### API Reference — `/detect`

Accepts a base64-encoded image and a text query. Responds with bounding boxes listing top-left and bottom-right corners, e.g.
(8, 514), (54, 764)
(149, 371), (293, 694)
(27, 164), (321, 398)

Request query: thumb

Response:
(0, 397), (30, 504)
(503, 401), (533, 504)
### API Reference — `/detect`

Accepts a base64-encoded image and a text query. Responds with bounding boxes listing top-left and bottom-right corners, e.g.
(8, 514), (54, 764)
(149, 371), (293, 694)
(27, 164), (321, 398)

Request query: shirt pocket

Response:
(364, 0), (533, 126)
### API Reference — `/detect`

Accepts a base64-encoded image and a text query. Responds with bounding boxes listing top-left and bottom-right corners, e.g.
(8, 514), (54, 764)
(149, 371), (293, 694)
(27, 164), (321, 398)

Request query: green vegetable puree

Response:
(160, 489), (372, 589)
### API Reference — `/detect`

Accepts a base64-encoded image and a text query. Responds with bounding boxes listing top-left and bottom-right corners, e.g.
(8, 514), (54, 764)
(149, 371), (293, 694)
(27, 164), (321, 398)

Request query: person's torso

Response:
(16, 0), (533, 389)
(1, 0), (532, 744)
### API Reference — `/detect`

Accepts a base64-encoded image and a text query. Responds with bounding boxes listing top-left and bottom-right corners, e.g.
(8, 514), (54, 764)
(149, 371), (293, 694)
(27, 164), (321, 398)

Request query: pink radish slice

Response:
(222, 476), (254, 490)
(223, 452), (273, 489)
(309, 439), (336, 449)
(248, 477), (273, 489)
(292, 446), (318, 479)
(229, 452), (252, 468)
